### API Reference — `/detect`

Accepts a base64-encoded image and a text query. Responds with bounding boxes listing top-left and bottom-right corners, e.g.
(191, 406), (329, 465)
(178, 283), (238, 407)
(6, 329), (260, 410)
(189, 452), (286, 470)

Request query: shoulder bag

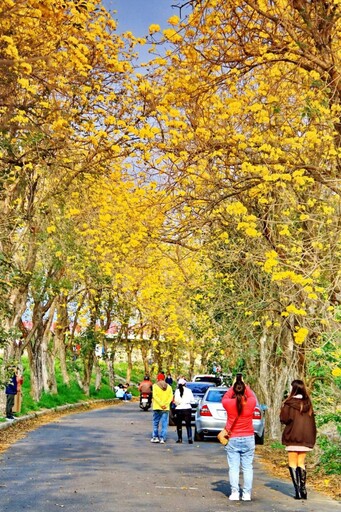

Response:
(217, 416), (238, 446)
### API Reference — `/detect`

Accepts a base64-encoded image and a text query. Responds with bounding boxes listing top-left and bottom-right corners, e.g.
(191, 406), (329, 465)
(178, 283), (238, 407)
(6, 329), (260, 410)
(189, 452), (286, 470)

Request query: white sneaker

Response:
(242, 492), (251, 501)
(160, 438), (165, 444)
(229, 491), (240, 501)
(150, 437), (159, 443)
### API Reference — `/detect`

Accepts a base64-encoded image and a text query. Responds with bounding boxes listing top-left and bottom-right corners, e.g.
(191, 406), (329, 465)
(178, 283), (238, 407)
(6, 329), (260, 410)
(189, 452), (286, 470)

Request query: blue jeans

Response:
(152, 410), (169, 440)
(225, 435), (255, 494)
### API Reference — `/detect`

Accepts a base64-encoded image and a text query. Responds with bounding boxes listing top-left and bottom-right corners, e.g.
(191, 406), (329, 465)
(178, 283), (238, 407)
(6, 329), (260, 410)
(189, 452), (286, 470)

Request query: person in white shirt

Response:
(174, 378), (195, 444)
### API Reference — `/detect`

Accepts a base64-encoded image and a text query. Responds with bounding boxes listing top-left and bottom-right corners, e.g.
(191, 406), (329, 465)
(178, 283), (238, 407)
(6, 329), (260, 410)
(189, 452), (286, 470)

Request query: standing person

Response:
(5, 367), (18, 421)
(174, 378), (194, 444)
(151, 373), (173, 444)
(222, 375), (256, 502)
(165, 373), (173, 386)
(156, 371), (165, 381)
(12, 367), (24, 415)
(280, 379), (316, 500)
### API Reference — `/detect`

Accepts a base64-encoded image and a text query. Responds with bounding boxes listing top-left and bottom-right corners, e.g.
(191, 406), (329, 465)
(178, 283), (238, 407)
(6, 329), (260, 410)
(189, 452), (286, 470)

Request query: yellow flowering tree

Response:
(133, 0), (341, 436)
(0, 0), (144, 398)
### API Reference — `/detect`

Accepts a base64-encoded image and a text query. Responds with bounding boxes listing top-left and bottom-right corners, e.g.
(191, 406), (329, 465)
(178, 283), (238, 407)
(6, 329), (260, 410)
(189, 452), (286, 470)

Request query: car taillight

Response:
(253, 407), (261, 419)
(200, 405), (212, 417)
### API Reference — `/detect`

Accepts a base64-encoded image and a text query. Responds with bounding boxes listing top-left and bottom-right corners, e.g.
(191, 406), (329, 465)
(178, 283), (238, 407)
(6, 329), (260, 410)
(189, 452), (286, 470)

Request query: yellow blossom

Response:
(294, 327), (309, 345)
(149, 24), (160, 33)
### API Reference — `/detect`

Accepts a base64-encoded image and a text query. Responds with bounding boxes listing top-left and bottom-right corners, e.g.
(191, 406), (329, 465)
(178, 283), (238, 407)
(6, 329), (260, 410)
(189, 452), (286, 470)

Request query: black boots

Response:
(297, 467), (307, 499)
(176, 428), (182, 443)
(288, 467), (301, 499)
(288, 467), (308, 500)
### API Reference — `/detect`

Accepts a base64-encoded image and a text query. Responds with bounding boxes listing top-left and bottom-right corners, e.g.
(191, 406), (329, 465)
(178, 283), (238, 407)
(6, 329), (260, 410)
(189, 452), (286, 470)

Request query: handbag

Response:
(217, 416), (238, 446)
(217, 427), (231, 446)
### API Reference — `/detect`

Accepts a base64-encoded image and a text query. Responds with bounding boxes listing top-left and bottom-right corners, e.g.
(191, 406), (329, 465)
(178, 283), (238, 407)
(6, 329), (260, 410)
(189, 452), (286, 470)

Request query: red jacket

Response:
(222, 386), (256, 438)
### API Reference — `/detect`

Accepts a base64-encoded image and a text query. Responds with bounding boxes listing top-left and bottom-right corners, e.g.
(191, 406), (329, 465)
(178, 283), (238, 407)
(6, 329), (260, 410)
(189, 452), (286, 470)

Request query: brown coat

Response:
(280, 397), (317, 449)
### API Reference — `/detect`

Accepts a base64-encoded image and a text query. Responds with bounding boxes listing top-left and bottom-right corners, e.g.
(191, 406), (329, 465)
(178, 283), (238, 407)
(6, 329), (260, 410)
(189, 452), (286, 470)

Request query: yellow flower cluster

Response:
(294, 327), (309, 345)
(332, 368), (341, 378)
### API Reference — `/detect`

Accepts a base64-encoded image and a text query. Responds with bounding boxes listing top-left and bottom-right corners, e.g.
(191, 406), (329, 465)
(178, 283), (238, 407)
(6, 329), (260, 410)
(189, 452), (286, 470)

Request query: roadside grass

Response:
(1, 358), (144, 421)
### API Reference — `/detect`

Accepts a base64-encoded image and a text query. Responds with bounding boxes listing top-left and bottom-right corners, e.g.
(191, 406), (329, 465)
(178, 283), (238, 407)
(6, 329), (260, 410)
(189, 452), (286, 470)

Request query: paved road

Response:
(0, 402), (339, 511)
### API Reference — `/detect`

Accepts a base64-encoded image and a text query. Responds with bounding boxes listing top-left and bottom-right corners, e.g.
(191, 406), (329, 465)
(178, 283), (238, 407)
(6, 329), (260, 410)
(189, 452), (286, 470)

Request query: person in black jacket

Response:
(280, 379), (316, 500)
(5, 367), (18, 421)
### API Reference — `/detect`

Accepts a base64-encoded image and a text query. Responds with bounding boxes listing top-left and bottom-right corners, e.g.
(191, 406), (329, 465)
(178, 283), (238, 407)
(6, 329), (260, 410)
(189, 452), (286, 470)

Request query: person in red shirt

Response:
(222, 376), (256, 502)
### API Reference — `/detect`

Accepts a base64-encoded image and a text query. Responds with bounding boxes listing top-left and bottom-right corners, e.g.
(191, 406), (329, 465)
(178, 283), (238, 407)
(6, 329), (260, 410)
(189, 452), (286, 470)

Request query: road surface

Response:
(0, 402), (339, 511)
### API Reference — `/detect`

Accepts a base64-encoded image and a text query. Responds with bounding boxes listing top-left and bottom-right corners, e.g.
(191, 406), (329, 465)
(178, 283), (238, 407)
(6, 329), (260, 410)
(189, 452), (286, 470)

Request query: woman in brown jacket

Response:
(280, 379), (316, 500)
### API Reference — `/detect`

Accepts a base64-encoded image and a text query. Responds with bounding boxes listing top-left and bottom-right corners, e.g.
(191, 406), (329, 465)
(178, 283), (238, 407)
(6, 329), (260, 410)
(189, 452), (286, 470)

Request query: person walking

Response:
(150, 373), (173, 444)
(174, 378), (194, 444)
(5, 367), (18, 421)
(280, 379), (316, 500)
(222, 375), (256, 502)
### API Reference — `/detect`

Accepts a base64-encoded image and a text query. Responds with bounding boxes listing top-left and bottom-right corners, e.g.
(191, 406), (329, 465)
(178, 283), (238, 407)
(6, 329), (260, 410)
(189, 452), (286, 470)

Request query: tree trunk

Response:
(106, 352), (116, 389)
(27, 343), (44, 402)
(83, 351), (94, 396)
(41, 302), (57, 394)
(54, 295), (70, 386)
(140, 342), (150, 376)
(94, 358), (102, 391)
(125, 341), (133, 383)
(55, 333), (70, 386)
(188, 348), (196, 380)
(257, 328), (299, 440)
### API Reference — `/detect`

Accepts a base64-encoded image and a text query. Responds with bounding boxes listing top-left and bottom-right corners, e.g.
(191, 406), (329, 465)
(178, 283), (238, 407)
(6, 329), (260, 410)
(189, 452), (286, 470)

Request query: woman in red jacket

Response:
(222, 377), (256, 502)
(280, 379), (316, 500)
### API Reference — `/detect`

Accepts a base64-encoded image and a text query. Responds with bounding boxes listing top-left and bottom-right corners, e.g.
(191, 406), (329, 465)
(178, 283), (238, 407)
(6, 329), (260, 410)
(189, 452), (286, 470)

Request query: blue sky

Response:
(103, 0), (177, 37)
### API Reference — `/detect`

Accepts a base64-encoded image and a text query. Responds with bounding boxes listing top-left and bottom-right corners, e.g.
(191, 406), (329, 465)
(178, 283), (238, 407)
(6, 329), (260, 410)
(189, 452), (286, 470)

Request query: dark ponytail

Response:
(233, 381), (246, 416)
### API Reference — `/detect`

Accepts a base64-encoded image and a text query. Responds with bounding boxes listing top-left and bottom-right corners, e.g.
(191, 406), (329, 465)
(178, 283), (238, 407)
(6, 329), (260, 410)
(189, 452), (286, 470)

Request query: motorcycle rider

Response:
(138, 375), (153, 408)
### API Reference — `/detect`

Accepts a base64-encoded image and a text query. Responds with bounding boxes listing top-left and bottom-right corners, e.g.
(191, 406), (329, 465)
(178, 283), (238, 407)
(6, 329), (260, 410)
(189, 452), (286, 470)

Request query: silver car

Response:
(194, 386), (265, 444)
(186, 381), (216, 423)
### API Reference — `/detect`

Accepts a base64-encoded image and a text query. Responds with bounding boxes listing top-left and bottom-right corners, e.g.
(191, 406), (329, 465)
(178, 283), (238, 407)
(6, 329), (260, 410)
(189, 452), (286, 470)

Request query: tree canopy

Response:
(0, 0), (340, 437)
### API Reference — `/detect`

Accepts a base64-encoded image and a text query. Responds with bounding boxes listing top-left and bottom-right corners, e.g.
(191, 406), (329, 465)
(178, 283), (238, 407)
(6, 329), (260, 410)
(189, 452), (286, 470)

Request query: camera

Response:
(236, 373), (243, 383)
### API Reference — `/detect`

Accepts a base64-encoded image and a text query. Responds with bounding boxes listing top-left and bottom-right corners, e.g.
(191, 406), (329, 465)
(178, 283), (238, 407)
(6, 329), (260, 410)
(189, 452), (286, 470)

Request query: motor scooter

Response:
(139, 392), (151, 411)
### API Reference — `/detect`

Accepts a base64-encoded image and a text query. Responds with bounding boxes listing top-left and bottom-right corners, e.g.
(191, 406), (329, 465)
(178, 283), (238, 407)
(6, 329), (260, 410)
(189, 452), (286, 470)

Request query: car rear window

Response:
(206, 389), (226, 402)
(194, 376), (222, 385)
(187, 383), (212, 394)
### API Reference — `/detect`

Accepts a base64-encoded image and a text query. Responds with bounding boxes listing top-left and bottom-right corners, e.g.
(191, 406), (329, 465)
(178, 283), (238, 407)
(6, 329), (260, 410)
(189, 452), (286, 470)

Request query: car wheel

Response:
(194, 428), (204, 441)
(255, 431), (264, 445)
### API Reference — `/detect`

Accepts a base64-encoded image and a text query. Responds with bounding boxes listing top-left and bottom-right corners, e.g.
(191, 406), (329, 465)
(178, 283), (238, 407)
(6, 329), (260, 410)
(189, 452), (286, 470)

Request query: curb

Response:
(0, 398), (121, 431)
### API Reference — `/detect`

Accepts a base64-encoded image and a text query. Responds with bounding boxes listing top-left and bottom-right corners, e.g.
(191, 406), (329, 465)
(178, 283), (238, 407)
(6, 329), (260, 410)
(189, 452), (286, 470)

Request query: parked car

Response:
(194, 386), (265, 444)
(169, 381), (216, 426)
(186, 382), (217, 423)
(192, 374), (223, 386)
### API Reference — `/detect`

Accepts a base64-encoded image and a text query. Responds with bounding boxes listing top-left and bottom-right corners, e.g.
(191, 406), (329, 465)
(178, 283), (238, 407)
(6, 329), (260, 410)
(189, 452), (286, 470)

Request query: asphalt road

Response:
(0, 402), (339, 512)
